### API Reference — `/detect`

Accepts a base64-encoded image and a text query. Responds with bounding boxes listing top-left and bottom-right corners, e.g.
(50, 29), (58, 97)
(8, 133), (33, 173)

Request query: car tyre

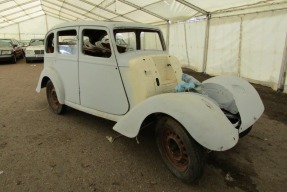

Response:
(19, 50), (24, 59)
(155, 116), (205, 183)
(11, 54), (17, 64)
(239, 126), (252, 138)
(26, 59), (30, 63)
(46, 80), (67, 114)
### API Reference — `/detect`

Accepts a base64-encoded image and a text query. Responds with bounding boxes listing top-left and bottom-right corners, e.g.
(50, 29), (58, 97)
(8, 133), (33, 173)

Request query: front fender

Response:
(36, 67), (65, 104)
(203, 75), (264, 133)
(113, 93), (238, 151)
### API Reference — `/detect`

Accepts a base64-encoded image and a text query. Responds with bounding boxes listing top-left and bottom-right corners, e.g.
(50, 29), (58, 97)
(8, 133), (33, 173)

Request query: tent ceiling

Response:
(0, 0), (287, 28)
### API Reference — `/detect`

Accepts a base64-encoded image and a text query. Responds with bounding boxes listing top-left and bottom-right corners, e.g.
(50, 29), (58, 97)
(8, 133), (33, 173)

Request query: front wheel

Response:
(46, 80), (66, 114)
(155, 117), (205, 183)
(239, 126), (253, 138)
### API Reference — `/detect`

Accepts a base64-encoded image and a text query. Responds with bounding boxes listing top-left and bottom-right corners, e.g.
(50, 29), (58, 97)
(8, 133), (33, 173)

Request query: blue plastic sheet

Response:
(175, 73), (202, 92)
(175, 82), (195, 92)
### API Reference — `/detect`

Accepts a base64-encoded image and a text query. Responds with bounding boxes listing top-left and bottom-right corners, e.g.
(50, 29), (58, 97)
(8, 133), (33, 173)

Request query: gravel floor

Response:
(0, 59), (286, 192)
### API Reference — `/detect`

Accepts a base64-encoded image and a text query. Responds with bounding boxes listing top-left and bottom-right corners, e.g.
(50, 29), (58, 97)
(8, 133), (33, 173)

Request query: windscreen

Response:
(0, 39), (12, 47)
(30, 39), (44, 46)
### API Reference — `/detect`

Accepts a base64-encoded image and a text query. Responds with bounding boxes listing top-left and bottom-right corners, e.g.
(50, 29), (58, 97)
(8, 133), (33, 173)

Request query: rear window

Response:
(114, 29), (165, 53)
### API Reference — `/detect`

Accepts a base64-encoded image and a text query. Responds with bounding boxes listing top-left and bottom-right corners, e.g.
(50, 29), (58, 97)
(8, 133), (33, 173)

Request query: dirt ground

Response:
(0, 59), (286, 192)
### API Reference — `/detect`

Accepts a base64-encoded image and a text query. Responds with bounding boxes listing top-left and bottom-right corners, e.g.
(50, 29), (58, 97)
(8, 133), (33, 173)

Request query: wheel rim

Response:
(49, 86), (60, 110)
(160, 128), (189, 172)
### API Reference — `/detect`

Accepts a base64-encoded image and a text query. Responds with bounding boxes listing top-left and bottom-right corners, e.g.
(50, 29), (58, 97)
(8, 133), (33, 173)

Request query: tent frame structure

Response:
(1, 0), (287, 92)
(1, 0), (287, 28)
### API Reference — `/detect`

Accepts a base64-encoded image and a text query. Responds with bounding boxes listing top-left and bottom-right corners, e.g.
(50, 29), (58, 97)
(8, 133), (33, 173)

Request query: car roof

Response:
(49, 21), (161, 32)
(30, 39), (44, 40)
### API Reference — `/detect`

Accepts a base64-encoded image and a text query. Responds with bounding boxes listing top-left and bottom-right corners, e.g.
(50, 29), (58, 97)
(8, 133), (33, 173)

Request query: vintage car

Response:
(25, 39), (44, 63)
(36, 21), (264, 183)
(0, 38), (24, 63)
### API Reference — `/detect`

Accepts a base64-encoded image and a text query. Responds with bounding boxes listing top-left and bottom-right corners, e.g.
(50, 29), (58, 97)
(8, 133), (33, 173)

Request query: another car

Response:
(36, 21), (264, 183)
(19, 40), (30, 53)
(0, 38), (24, 63)
(25, 39), (44, 63)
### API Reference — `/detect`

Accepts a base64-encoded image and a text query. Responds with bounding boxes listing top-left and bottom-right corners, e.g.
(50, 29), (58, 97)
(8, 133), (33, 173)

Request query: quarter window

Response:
(46, 33), (54, 53)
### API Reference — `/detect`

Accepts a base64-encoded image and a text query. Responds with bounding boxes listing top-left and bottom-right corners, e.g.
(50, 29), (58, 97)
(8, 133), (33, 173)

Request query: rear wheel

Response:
(46, 80), (66, 114)
(155, 116), (205, 183)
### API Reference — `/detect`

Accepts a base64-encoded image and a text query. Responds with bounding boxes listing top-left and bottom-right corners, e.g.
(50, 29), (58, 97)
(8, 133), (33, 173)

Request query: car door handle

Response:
(156, 78), (160, 86)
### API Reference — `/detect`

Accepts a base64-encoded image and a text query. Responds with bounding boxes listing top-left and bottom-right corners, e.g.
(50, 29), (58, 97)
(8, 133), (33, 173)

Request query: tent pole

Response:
(238, 16), (243, 77)
(277, 33), (287, 91)
(202, 13), (211, 73)
(184, 22), (190, 66)
(18, 23), (20, 40)
(166, 21), (170, 52)
(45, 14), (48, 32)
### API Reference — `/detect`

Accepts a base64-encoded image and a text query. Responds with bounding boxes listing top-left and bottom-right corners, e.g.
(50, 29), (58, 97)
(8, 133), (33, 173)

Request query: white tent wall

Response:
(46, 15), (67, 31)
(159, 21), (207, 72)
(168, 23), (189, 66)
(240, 11), (287, 90)
(206, 16), (241, 76)
(0, 15), (66, 40)
(0, 24), (19, 39)
(185, 20), (207, 72)
(19, 16), (47, 40)
(164, 9), (287, 91)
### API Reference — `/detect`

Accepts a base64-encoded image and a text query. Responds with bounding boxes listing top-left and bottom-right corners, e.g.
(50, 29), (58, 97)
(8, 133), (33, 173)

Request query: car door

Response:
(53, 27), (80, 104)
(79, 26), (129, 115)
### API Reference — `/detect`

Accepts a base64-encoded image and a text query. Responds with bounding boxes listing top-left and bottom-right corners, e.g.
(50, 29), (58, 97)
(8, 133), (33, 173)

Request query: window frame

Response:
(57, 29), (78, 55)
(81, 27), (113, 59)
(113, 28), (166, 53)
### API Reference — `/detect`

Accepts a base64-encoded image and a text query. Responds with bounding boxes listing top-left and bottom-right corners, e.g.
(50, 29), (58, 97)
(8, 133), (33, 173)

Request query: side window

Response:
(115, 32), (136, 53)
(46, 33), (54, 53)
(82, 29), (111, 58)
(58, 30), (77, 55)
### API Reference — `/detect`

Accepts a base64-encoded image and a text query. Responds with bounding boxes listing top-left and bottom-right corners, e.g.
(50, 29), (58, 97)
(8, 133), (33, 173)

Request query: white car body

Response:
(25, 39), (44, 63)
(36, 21), (264, 181)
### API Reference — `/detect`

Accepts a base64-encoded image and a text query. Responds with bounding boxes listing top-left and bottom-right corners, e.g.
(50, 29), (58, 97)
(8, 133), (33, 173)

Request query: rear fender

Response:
(113, 93), (238, 151)
(36, 67), (65, 104)
(202, 75), (264, 133)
